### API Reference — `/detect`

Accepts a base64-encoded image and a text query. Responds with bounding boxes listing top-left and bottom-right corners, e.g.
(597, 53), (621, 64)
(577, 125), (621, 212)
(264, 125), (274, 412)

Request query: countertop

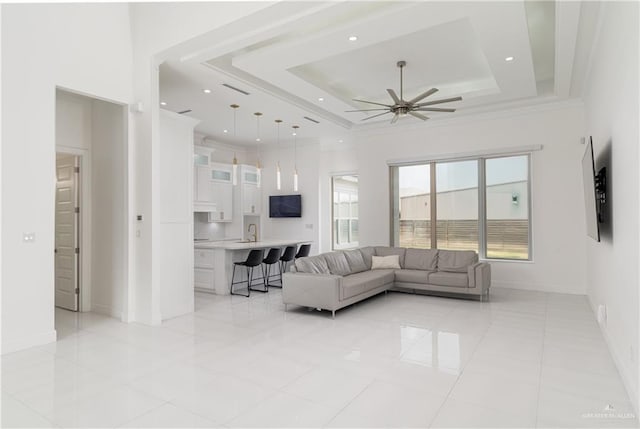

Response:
(194, 239), (311, 250)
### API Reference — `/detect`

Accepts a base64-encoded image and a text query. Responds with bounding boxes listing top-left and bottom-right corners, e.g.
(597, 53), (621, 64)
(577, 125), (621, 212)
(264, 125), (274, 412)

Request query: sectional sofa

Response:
(282, 246), (491, 317)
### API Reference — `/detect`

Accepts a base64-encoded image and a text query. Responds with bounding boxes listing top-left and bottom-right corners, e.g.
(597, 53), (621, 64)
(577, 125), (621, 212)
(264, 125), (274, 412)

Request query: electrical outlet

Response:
(597, 304), (607, 327)
(23, 232), (36, 243)
(305, 224), (313, 230)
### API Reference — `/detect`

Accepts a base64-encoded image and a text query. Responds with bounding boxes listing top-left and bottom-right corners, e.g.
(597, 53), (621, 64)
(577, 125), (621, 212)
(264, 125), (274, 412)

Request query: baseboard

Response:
(492, 280), (585, 295)
(2, 330), (57, 355)
(92, 303), (122, 320)
(588, 299), (639, 416)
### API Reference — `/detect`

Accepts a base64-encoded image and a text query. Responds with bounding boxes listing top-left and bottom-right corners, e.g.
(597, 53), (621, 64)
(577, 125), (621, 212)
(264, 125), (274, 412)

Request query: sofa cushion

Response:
(428, 271), (469, 287)
(404, 248), (439, 271)
(324, 251), (352, 276)
(394, 269), (430, 284)
(375, 247), (407, 267)
(438, 250), (478, 273)
(344, 249), (368, 274)
(340, 269), (395, 300)
(371, 255), (401, 270)
(294, 255), (330, 274)
(359, 247), (375, 270)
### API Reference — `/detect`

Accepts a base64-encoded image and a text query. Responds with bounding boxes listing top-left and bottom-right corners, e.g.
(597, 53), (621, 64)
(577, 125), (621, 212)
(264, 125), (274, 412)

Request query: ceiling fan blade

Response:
(409, 111), (430, 121)
(362, 111), (392, 121)
(353, 99), (393, 108)
(408, 88), (438, 105)
(345, 108), (390, 112)
(387, 89), (401, 104)
(390, 113), (400, 124)
(415, 107), (456, 113)
(417, 96), (463, 107)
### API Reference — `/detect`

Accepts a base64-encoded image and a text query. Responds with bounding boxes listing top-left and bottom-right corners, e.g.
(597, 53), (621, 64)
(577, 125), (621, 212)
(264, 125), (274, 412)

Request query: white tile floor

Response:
(2, 288), (637, 428)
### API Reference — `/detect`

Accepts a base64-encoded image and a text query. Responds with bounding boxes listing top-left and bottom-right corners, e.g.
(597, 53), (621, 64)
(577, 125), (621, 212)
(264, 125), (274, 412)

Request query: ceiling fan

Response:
(346, 60), (462, 124)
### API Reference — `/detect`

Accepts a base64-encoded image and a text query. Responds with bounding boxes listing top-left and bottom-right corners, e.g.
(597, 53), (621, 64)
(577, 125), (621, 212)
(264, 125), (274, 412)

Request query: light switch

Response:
(23, 232), (36, 243)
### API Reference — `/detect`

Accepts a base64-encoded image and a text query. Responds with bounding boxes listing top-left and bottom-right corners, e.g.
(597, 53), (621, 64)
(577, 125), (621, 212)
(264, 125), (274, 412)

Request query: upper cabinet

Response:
(208, 162), (233, 222)
(193, 145), (212, 166)
(193, 145), (216, 212)
(240, 165), (261, 215)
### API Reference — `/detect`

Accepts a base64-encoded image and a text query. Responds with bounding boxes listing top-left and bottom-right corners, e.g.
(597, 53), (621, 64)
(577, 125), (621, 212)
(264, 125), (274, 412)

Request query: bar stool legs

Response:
(262, 248), (282, 288)
(230, 249), (265, 297)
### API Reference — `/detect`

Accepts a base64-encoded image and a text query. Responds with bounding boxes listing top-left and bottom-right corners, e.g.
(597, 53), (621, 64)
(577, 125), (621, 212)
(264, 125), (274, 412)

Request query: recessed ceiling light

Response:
(348, 35), (358, 42)
(505, 56), (515, 62)
(318, 97), (324, 102)
(203, 89), (211, 94)
(256, 138), (261, 142)
(338, 139), (344, 143)
(160, 101), (167, 106)
(223, 129), (228, 133)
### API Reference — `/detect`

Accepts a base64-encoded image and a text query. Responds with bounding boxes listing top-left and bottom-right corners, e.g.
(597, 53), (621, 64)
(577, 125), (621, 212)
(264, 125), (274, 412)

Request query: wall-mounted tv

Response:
(269, 194), (302, 218)
(582, 137), (606, 242)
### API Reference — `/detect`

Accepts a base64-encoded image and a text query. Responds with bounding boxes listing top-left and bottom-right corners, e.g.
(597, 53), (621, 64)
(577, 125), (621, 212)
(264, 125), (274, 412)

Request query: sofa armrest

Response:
(282, 272), (342, 311)
(468, 262), (491, 291)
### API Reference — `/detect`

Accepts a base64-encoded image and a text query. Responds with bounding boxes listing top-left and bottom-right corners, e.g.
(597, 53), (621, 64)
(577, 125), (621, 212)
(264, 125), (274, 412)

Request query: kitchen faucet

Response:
(248, 224), (258, 242)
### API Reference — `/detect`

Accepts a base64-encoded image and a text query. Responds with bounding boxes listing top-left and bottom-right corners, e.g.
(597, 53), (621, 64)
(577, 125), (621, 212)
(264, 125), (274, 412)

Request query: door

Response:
(55, 154), (79, 311)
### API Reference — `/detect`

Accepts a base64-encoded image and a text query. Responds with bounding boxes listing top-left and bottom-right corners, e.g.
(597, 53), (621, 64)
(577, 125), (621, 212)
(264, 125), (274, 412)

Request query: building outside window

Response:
(393, 154), (530, 260)
(332, 175), (359, 250)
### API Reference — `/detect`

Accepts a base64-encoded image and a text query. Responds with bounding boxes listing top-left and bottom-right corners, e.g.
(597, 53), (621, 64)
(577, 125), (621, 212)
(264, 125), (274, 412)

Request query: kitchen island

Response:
(194, 239), (311, 295)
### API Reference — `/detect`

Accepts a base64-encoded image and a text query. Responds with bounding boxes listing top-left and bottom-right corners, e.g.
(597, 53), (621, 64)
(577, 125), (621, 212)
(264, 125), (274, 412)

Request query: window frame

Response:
(391, 153), (533, 262)
(331, 174), (359, 251)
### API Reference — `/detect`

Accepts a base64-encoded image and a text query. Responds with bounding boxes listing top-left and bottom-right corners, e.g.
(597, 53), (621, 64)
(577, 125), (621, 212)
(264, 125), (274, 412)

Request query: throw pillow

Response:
(344, 249), (368, 274)
(371, 255), (401, 270)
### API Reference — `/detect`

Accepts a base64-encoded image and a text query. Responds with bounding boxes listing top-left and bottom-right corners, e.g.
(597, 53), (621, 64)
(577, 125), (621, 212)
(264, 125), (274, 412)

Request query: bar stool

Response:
(295, 244), (311, 259)
(262, 247), (282, 288)
(230, 249), (265, 297)
(279, 246), (296, 275)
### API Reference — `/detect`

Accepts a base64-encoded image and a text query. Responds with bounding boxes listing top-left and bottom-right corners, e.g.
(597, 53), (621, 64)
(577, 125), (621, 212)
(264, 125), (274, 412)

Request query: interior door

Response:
(55, 154), (79, 311)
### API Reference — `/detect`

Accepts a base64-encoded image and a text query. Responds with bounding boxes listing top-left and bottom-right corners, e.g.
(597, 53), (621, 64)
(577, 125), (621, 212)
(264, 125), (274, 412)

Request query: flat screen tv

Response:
(582, 137), (600, 242)
(269, 194), (302, 218)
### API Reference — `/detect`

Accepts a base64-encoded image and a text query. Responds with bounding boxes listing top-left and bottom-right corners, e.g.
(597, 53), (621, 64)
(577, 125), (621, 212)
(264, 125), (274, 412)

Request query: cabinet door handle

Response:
(220, 211), (224, 219)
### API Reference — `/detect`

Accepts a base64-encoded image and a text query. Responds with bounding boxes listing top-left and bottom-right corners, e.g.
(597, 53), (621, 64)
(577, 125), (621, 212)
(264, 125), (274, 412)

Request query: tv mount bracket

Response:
(595, 167), (607, 223)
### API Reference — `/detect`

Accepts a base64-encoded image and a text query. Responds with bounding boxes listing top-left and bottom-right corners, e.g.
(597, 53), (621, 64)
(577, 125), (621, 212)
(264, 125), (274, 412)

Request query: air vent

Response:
(303, 116), (320, 124)
(178, 109), (192, 114)
(222, 83), (250, 96)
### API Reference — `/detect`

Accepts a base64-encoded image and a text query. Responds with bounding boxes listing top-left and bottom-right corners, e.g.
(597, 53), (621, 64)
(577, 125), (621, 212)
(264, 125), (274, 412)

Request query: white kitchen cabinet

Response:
(194, 165), (216, 212)
(193, 145), (212, 166)
(194, 248), (215, 292)
(241, 165), (260, 186)
(243, 183), (261, 215)
(210, 162), (233, 183)
(208, 182), (233, 222)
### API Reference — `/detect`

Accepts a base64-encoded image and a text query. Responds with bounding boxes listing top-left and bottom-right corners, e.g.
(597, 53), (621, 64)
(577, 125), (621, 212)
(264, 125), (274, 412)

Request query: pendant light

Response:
(275, 119), (282, 190)
(292, 125), (299, 192)
(254, 112), (262, 188)
(230, 104), (239, 186)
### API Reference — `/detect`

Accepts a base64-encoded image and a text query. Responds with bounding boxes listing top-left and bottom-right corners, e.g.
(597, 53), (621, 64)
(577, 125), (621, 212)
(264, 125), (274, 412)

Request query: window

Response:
(485, 156), (529, 260)
(332, 175), (359, 249)
(436, 160), (478, 252)
(393, 154), (531, 260)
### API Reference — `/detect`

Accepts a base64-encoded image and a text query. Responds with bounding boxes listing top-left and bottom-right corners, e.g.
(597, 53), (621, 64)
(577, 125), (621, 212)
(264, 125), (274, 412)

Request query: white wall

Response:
(55, 91), (128, 318)
(128, 2), (273, 325)
(289, 103), (587, 294)
(91, 99), (128, 319)
(260, 143), (321, 255)
(159, 110), (198, 320)
(582, 1), (639, 410)
(1, 3), (133, 353)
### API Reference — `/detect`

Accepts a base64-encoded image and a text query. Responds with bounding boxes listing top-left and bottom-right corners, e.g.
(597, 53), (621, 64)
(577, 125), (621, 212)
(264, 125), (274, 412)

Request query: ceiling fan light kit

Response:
(347, 60), (462, 124)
